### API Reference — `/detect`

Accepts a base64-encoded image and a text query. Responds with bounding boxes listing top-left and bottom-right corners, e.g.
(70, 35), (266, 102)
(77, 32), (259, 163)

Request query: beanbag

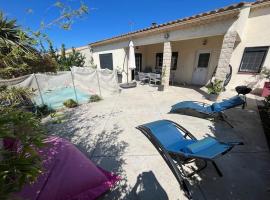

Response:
(17, 136), (119, 200)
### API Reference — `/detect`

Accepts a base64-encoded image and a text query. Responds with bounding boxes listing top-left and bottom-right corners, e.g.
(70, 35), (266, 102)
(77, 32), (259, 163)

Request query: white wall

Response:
(91, 43), (130, 82)
(228, 6), (270, 94)
(65, 46), (94, 66)
(132, 18), (234, 47)
(90, 5), (270, 89)
(90, 17), (233, 83)
(77, 48), (93, 66)
(172, 36), (223, 84)
(134, 36), (223, 84)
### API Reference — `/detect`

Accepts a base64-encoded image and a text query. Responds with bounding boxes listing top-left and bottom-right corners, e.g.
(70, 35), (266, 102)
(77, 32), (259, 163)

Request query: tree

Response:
(0, 12), (57, 78)
(67, 47), (86, 67)
(52, 44), (86, 71)
(0, 1), (89, 78)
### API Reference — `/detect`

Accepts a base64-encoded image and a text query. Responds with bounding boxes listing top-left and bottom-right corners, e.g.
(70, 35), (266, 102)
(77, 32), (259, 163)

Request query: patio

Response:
(44, 85), (270, 200)
(132, 35), (223, 86)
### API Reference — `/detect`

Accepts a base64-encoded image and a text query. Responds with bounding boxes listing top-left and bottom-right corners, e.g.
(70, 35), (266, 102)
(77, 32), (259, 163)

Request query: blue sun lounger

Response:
(169, 96), (245, 127)
(136, 120), (243, 198)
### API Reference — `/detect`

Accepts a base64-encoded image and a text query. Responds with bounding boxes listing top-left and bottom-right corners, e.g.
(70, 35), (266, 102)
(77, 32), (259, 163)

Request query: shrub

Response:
(35, 104), (54, 117)
(264, 95), (270, 109)
(0, 86), (34, 108)
(261, 67), (270, 80)
(63, 99), (78, 108)
(0, 13), (57, 79)
(50, 112), (66, 124)
(206, 79), (223, 95)
(0, 107), (45, 199)
(89, 95), (102, 103)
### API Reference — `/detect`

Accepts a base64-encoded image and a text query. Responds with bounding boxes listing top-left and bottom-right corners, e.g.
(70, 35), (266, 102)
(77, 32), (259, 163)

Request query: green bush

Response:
(0, 13), (57, 79)
(0, 86), (34, 108)
(261, 67), (270, 80)
(264, 95), (270, 109)
(35, 104), (54, 117)
(50, 112), (66, 124)
(89, 95), (102, 103)
(206, 79), (223, 95)
(0, 107), (45, 199)
(63, 99), (78, 108)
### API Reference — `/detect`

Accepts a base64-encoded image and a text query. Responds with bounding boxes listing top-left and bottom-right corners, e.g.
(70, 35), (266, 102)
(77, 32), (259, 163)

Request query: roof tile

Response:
(89, 1), (269, 46)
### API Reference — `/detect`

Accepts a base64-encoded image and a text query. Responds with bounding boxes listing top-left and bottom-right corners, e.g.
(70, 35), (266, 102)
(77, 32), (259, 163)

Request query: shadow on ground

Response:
(123, 171), (168, 200)
(94, 125), (169, 200)
(173, 84), (209, 99)
(184, 96), (270, 199)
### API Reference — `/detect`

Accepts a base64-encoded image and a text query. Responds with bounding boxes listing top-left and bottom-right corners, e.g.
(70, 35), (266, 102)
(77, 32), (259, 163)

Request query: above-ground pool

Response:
(34, 87), (90, 109)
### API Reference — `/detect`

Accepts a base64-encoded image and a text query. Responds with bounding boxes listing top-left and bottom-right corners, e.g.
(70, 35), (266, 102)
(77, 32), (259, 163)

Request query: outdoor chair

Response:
(136, 120), (243, 198)
(138, 72), (149, 84)
(149, 73), (161, 86)
(169, 96), (246, 127)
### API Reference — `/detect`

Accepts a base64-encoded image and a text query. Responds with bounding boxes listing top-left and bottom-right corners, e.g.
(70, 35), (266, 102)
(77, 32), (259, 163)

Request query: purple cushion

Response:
(17, 136), (119, 200)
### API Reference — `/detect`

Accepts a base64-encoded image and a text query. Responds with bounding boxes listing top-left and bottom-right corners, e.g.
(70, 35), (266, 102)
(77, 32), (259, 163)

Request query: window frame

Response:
(155, 52), (179, 70)
(197, 53), (211, 68)
(99, 53), (113, 70)
(155, 53), (163, 68)
(238, 46), (269, 74)
(171, 52), (178, 70)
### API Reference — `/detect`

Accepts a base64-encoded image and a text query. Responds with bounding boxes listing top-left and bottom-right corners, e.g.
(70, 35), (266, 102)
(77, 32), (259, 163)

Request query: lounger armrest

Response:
(208, 136), (244, 146)
(222, 141), (244, 146)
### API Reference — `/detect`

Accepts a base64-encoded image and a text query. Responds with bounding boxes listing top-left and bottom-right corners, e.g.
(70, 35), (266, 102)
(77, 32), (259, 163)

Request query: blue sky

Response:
(0, 0), (253, 49)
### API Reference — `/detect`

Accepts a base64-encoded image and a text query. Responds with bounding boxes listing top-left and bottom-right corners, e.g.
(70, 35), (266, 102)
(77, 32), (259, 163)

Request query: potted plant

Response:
(158, 66), (166, 91)
(261, 67), (270, 97)
(205, 79), (223, 101)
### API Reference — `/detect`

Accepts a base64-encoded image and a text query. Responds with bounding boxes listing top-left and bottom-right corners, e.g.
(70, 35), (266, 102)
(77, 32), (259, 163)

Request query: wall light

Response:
(164, 33), (170, 39)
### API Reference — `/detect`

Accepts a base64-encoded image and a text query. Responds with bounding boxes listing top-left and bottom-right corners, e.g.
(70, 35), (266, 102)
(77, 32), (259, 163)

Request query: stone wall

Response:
(162, 41), (172, 88)
(215, 31), (237, 81)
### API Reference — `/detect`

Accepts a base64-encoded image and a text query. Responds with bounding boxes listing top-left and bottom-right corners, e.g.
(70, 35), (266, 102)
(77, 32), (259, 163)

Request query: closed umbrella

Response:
(120, 41), (137, 88)
(128, 41), (136, 70)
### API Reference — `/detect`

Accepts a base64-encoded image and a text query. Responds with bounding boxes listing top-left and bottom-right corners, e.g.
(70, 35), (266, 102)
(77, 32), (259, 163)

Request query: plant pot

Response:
(208, 93), (218, 101)
(119, 81), (137, 89)
(158, 85), (164, 91)
(262, 82), (270, 97)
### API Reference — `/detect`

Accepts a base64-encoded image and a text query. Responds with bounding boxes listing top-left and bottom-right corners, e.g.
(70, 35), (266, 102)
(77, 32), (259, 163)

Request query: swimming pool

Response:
(34, 87), (90, 109)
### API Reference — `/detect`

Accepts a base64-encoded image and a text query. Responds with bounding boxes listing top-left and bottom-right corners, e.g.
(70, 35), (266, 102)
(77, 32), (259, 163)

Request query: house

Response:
(85, 0), (270, 93)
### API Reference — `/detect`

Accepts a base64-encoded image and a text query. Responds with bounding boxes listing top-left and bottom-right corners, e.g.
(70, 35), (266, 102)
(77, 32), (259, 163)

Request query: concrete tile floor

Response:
(46, 85), (270, 200)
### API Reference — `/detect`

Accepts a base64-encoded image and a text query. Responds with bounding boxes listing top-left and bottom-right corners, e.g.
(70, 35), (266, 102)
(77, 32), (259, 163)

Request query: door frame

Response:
(135, 53), (142, 72)
(132, 53), (142, 80)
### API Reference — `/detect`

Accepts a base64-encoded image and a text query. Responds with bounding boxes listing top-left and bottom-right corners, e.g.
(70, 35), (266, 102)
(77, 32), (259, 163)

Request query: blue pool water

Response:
(34, 87), (90, 109)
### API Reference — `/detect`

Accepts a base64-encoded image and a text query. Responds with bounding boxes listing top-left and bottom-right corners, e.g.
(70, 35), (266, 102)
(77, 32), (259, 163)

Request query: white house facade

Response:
(79, 1), (270, 94)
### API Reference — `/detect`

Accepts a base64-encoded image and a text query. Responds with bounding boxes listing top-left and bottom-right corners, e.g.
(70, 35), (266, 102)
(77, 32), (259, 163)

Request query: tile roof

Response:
(252, 0), (270, 5)
(89, 1), (270, 46)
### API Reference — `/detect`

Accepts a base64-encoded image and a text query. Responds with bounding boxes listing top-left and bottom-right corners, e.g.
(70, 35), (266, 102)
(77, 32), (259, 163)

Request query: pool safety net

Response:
(0, 67), (119, 108)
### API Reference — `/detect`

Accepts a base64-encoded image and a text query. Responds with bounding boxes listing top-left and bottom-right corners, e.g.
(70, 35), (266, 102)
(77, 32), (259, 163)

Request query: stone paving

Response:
(45, 85), (270, 200)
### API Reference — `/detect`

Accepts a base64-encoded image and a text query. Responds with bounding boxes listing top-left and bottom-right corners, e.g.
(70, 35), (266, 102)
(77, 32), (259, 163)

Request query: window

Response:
(239, 47), (269, 73)
(197, 53), (210, 68)
(171, 52), (178, 70)
(155, 52), (178, 70)
(155, 53), (163, 68)
(99, 53), (113, 70)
